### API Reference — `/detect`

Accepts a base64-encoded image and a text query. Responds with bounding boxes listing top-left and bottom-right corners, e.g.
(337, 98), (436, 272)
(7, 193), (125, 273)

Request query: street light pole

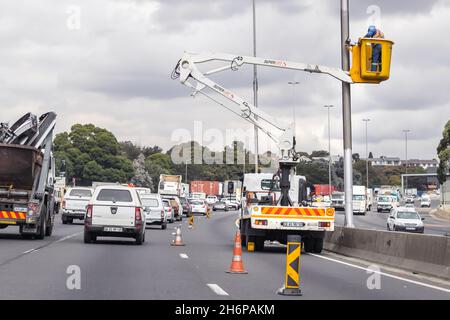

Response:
(252, 0), (259, 174)
(403, 129), (411, 191)
(363, 119), (370, 191)
(324, 105), (334, 199)
(341, 0), (354, 227)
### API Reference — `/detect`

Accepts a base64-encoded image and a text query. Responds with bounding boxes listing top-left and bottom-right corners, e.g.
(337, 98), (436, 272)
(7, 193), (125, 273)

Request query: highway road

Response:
(335, 198), (450, 236)
(0, 210), (449, 299)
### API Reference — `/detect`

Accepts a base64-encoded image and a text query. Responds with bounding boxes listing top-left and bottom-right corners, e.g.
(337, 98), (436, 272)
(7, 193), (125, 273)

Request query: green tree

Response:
(437, 120), (450, 184)
(54, 124), (134, 185)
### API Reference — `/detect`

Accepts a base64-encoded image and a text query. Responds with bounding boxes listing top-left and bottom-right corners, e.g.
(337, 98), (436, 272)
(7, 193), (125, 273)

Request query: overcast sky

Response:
(1, 0), (449, 160)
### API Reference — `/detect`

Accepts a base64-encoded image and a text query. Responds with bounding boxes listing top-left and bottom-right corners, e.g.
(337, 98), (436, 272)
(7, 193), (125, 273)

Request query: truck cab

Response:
(352, 185), (367, 215)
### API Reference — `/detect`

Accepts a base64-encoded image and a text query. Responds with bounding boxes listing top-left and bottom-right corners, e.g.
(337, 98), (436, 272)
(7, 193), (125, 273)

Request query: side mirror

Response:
(421, 217), (425, 221)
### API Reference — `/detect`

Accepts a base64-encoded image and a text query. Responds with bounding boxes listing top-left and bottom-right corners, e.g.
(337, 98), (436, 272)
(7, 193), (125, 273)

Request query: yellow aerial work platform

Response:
(350, 38), (394, 84)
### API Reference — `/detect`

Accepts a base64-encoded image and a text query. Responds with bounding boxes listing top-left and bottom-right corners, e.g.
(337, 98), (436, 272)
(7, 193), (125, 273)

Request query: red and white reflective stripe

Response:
(259, 207), (334, 217)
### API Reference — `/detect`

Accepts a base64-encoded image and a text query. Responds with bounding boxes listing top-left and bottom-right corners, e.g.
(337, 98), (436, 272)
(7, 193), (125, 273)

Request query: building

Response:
(368, 156), (439, 170)
(407, 159), (439, 170)
(369, 156), (401, 166)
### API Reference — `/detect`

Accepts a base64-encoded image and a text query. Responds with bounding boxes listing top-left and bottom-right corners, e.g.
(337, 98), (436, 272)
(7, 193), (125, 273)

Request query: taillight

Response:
(254, 219), (268, 226)
(62, 200), (66, 209)
(161, 210), (165, 219)
(86, 204), (93, 218)
(135, 207), (142, 221)
(319, 221), (331, 228)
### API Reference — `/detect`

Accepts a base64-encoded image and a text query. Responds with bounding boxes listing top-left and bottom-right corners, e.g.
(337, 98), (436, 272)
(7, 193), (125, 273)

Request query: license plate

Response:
(104, 227), (123, 232)
(282, 222), (305, 227)
(406, 227), (415, 230)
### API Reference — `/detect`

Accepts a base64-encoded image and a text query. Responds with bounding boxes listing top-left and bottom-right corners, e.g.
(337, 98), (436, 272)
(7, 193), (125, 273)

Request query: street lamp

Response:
(362, 119), (370, 191)
(324, 105), (334, 199)
(252, 0), (259, 174)
(403, 129), (411, 191)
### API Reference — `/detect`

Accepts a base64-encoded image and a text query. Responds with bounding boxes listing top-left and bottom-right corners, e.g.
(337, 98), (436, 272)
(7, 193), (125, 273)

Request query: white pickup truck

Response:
(62, 187), (93, 224)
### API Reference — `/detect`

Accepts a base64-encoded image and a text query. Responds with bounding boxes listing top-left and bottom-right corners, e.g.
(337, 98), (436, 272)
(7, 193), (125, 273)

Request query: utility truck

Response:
(0, 112), (57, 238)
(173, 52), (339, 253)
(158, 174), (182, 197)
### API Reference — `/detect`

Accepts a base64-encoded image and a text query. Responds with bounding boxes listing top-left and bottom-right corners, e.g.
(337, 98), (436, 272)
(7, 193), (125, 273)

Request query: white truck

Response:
(158, 174), (182, 197)
(366, 188), (374, 211)
(352, 185), (367, 215)
(239, 173), (334, 253)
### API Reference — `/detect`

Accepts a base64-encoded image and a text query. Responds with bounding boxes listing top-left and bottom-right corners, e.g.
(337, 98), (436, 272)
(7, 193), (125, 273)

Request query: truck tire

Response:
(161, 222), (167, 230)
(84, 231), (93, 243)
(62, 215), (67, 224)
(254, 237), (265, 251)
(135, 232), (144, 245)
(45, 215), (53, 236)
(312, 238), (324, 254)
(35, 205), (47, 240)
(304, 238), (314, 253)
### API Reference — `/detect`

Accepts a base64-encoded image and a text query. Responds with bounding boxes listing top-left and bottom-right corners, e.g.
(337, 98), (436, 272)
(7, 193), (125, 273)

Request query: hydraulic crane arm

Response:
(174, 52), (352, 163)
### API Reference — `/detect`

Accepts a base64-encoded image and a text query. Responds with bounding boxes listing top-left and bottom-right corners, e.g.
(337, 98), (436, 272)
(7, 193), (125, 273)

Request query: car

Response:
(206, 195), (218, 205)
(141, 194), (167, 230)
(179, 197), (191, 216)
(62, 187), (93, 224)
(331, 191), (345, 210)
(420, 195), (431, 208)
(161, 195), (183, 221)
(84, 185), (146, 244)
(190, 199), (208, 215)
(162, 199), (175, 223)
(222, 198), (240, 210)
(213, 201), (229, 211)
(405, 195), (415, 204)
(377, 195), (396, 212)
(387, 207), (424, 233)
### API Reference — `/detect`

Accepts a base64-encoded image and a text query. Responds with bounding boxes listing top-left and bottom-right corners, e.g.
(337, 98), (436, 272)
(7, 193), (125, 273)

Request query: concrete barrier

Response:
(324, 227), (450, 280)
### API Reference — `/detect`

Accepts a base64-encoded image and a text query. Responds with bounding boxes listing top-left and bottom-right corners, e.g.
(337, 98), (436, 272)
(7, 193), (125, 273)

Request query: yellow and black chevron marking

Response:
(285, 241), (301, 289)
(189, 215), (194, 226)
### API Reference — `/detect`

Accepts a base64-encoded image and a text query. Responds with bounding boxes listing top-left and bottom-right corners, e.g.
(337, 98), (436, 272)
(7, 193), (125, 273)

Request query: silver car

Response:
(141, 194), (167, 230)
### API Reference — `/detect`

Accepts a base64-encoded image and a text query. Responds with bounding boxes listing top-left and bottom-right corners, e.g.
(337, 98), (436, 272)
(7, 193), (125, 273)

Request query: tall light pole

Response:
(363, 119), (370, 191)
(252, 0), (259, 173)
(288, 81), (300, 143)
(403, 129), (411, 191)
(341, 0), (354, 227)
(324, 105), (334, 199)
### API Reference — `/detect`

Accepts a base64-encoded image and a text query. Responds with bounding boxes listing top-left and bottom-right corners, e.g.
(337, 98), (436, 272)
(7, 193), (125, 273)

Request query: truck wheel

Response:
(161, 222), (167, 230)
(135, 232), (144, 245)
(45, 216), (53, 236)
(254, 237), (265, 251)
(35, 205), (47, 240)
(312, 238), (324, 254)
(68, 218), (73, 224)
(240, 232), (247, 247)
(62, 215), (67, 224)
(304, 238), (314, 253)
(84, 231), (93, 243)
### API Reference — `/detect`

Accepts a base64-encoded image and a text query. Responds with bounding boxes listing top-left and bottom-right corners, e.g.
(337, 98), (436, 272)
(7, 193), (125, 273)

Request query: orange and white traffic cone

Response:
(226, 231), (247, 274)
(171, 227), (185, 246)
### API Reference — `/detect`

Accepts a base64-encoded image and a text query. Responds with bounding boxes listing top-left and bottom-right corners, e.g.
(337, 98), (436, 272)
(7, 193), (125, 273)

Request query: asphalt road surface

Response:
(335, 198), (450, 236)
(0, 210), (449, 299)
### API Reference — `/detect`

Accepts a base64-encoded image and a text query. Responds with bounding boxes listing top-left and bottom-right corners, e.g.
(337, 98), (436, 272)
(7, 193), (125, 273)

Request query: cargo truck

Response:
(352, 185), (367, 215)
(158, 174), (182, 196)
(0, 112), (57, 239)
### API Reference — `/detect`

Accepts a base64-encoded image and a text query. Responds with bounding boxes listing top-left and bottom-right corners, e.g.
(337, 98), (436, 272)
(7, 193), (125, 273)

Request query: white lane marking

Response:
(55, 232), (82, 243)
(207, 283), (229, 296)
(309, 253), (450, 293)
(179, 253), (189, 259)
(22, 249), (37, 254)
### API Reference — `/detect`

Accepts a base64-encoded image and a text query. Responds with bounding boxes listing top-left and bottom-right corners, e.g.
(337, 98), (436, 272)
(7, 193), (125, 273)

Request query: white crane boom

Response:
(175, 52), (352, 164)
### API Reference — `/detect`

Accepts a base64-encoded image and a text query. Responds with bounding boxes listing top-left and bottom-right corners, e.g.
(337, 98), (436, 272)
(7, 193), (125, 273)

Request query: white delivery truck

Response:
(158, 174), (182, 197)
(352, 185), (367, 215)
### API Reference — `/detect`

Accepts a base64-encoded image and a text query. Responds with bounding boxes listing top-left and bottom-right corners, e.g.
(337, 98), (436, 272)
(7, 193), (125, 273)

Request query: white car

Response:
(62, 187), (93, 224)
(84, 185), (146, 244)
(206, 195), (218, 205)
(190, 199), (208, 215)
(222, 198), (240, 210)
(387, 207), (424, 233)
(162, 199), (175, 223)
(420, 196), (431, 208)
(141, 194), (167, 230)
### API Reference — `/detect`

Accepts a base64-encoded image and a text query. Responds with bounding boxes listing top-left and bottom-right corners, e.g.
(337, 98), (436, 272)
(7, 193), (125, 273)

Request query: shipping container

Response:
(190, 181), (221, 196)
(313, 184), (335, 196)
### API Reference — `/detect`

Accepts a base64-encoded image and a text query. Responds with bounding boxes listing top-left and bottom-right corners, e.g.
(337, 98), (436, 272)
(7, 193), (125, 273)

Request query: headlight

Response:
(395, 221), (404, 226)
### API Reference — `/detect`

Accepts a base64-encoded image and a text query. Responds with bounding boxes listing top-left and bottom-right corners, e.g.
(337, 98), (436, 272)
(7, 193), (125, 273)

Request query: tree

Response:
(131, 154), (153, 188)
(352, 153), (360, 162)
(368, 152), (374, 159)
(310, 150), (329, 158)
(437, 120), (450, 184)
(54, 124), (134, 185)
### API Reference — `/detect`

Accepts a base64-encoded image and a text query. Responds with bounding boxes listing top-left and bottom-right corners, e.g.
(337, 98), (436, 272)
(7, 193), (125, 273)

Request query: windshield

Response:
(261, 179), (280, 191)
(69, 189), (92, 197)
(191, 201), (204, 205)
(353, 195), (365, 200)
(141, 198), (159, 207)
(378, 196), (391, 202)
(332, 194), (344, 199)
(397, 211), (420, 220)
(97, 189), (132, 202)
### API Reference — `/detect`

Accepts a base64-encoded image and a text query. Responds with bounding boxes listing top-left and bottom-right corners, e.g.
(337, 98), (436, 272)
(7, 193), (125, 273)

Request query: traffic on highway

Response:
(1, 0), (450, 315)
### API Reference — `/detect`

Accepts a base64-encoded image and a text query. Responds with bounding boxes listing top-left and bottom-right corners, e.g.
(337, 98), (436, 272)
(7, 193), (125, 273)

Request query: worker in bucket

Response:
(365, 25), (384, 72)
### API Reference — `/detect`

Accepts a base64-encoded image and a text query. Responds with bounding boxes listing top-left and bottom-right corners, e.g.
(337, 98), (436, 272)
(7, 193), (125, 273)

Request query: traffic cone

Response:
(188, 215), (194, 229)
(171, 227), (185, 246)
(226, 231), (247, 274)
